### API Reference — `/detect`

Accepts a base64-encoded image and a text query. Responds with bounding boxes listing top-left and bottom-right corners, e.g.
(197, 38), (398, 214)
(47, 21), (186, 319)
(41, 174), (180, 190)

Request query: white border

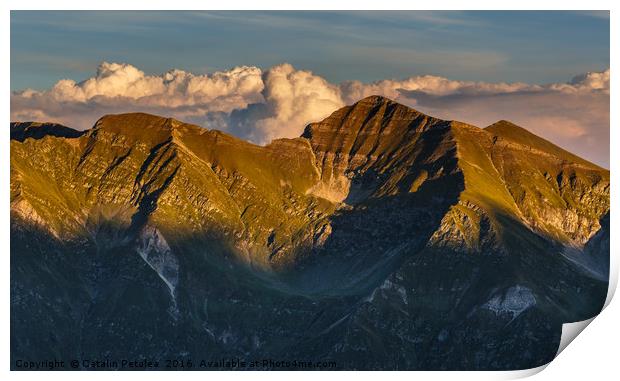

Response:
(2, 2), (617, 380)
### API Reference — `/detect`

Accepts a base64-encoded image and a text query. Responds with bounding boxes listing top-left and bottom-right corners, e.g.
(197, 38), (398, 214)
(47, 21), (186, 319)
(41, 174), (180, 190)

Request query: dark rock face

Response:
(10, 97), (609, 370)
(10, 121), (84, 141)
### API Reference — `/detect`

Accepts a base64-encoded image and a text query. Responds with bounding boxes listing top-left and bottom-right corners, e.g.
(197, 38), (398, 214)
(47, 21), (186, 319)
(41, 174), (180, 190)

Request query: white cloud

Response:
(244, 63), (344, 143)
(567, 69), (610, 92)
(10, 63), (609, 167)
(14, 61), (264, 120)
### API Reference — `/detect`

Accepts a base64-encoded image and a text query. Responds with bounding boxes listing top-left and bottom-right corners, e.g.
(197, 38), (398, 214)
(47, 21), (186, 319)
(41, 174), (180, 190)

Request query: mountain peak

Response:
(302, 96), (436, 141)
(485, 119), (531, 136)
(352, 95), (426, 115)
(354, 94), (395, 105)
(91, 112), (204, 145)
(94, 112), (183, 131)
(485, 119), (600, 169)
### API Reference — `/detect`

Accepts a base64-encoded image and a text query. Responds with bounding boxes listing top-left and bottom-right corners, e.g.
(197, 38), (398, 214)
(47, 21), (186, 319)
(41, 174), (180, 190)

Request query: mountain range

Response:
(10, 95), (610, 370)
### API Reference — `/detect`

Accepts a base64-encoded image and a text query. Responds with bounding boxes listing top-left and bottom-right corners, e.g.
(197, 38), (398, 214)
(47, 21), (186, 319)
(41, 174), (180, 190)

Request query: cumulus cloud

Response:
(340, 76), (537, 103)
(47, 62), (265, 108)
(12, 62), (264, 128)
(11, 63), (609, 167)
(230, 63), (344, 143)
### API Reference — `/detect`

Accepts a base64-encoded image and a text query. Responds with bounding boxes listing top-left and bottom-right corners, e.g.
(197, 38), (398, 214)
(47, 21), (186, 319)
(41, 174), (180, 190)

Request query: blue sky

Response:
(11, 11), (609, 91)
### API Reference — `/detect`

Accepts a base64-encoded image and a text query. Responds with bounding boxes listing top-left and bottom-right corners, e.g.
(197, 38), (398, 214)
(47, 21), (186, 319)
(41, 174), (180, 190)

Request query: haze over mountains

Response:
(10, 96), (609, 370)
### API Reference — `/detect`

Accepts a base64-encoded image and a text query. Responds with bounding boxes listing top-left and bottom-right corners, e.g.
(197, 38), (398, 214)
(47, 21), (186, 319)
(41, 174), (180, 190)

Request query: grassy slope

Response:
(11, 113), (336, 268)
(485, 120), (602, 169)
(10, 106), (610, 261)
(450, 119), (609, 248)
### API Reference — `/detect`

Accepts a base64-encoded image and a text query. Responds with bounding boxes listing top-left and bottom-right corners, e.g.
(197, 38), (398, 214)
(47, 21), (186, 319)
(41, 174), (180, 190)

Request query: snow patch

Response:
(137, 226), (179, 303)
(483, 285), (536, 319)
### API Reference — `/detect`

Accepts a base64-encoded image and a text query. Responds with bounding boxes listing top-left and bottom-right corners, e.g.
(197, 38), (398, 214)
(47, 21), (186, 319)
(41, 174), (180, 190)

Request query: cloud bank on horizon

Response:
(10, 62), (610, 167)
